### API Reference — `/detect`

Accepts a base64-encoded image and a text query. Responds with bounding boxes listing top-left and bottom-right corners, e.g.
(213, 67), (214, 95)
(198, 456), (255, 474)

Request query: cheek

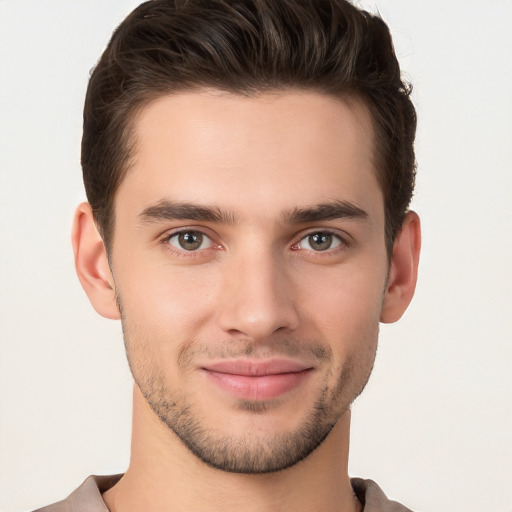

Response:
(295, 262), (386, 352)
(299, 260), (386, 313)
(115, 262), (221, 349)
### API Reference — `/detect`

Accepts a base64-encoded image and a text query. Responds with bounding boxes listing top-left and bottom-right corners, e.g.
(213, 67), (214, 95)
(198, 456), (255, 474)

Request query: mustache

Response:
(177, 337), (332, 368)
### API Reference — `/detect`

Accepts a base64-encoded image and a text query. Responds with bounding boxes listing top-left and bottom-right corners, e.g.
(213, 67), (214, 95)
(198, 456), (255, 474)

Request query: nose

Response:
(218, 247), (300, 340)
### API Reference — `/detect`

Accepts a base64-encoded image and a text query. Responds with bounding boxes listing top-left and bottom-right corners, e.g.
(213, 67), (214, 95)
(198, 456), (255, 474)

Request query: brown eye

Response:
(168, 231), (211, 251)
(299, 232), (342, 252)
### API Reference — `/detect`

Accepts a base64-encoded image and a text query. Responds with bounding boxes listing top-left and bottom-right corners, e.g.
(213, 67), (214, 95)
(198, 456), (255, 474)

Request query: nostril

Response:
(217, 261), (300, 338)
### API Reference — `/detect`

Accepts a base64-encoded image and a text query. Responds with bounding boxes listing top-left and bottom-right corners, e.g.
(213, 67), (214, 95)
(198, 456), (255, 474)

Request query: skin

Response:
(73, 90), (421, 512)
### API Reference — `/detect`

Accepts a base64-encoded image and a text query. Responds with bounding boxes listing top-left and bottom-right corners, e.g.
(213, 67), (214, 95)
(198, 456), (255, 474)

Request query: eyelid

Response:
(291, 228), (352, 252)
(167, 230), (213, 250)
(298, 233), (341, 251)
(159, 226), (223, 254)
(159, 225), (216, 241)
(157, 225), (352, 256)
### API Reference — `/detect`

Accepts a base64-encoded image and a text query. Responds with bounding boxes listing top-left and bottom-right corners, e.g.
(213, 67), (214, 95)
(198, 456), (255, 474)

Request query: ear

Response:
(380, 211), (421, 323)
(72, 202), (120, 320)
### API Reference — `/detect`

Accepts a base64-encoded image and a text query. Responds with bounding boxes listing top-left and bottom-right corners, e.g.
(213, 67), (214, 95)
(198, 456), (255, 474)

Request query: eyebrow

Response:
(282, 200), (368, 224)
(137, 200), (237, 225)
(137, 199), (368, 226)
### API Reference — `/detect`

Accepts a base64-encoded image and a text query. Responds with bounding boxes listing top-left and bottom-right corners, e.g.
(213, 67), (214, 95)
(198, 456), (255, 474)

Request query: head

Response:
(81, 0), (416, 258)
(74, 0), (420, 475)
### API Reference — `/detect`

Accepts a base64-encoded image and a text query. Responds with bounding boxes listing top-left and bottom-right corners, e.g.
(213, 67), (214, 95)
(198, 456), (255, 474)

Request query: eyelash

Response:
(291, 230), (350, 255)
(160, 229), (220, 259)
(159, 228), (350, 258)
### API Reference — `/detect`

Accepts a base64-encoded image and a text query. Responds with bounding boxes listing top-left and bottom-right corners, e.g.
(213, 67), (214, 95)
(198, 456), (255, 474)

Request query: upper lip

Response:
(201, 359), (312, 376)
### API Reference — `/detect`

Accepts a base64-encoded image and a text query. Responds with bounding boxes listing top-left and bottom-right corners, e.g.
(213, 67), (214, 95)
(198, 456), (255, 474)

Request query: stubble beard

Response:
(117, 284), (378, 474)
(140, 380), (339, 474)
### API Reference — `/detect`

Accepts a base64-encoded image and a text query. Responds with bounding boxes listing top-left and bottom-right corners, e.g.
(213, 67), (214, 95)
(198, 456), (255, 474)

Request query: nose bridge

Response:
(218, 242), (299, 339)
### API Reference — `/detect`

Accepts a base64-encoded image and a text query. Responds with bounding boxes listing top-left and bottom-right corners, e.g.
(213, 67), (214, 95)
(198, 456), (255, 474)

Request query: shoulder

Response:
(351, 478), (415, 512)
(31, 475), (123, 512)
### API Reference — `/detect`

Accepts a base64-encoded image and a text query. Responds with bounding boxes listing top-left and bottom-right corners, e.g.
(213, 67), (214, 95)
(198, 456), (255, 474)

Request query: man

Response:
(35, 0), (420, 510)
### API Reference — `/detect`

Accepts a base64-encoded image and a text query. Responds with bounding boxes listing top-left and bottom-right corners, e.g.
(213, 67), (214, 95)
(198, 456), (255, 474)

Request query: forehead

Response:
(116, 90), (381, 223)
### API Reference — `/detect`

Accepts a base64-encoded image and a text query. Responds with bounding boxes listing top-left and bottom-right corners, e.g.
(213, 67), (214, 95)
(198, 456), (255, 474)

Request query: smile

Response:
(201, 359), (314, 401)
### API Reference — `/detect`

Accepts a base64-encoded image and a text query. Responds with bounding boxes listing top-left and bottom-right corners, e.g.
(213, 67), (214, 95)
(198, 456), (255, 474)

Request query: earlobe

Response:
(380, 211), (421, 324)
(72, 202), (120, 320)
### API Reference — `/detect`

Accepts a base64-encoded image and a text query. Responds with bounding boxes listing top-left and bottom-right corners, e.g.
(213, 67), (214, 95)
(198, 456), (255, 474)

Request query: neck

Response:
(103, 386), (360, 512)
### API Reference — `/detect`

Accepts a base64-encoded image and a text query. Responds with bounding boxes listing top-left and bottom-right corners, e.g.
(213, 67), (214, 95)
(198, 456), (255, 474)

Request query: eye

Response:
(297, 231), (342, 252)
(166, 230), (213, 251)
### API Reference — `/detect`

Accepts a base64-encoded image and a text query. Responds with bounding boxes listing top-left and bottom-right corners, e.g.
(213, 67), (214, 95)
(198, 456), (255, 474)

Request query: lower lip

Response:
(203, 369), (312, 401)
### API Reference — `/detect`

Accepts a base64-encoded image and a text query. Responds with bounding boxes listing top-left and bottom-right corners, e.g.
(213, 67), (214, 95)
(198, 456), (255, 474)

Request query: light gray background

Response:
(1, 1), (511, 511)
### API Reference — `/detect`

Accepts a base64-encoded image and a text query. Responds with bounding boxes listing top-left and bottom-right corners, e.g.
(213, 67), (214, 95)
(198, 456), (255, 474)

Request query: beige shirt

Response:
(33, 475), (413, 511)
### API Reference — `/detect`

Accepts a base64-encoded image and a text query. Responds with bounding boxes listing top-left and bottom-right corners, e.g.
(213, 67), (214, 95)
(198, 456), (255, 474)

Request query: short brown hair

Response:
(82, 0), (416, 256)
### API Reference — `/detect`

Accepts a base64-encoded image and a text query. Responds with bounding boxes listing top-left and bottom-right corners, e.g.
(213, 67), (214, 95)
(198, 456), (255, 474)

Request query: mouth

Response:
(200, 359), (314, 401)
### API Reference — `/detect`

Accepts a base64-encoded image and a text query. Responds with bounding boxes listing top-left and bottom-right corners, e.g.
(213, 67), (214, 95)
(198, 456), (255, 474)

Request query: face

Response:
(110, 90), (389, 473)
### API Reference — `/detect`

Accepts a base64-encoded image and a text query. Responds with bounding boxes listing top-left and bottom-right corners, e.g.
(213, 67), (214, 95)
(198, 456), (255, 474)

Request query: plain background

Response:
(0, 1), (511, 510)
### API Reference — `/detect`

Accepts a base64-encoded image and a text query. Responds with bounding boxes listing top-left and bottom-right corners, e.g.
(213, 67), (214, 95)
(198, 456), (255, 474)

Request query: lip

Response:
(201, 359), (313, 401)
